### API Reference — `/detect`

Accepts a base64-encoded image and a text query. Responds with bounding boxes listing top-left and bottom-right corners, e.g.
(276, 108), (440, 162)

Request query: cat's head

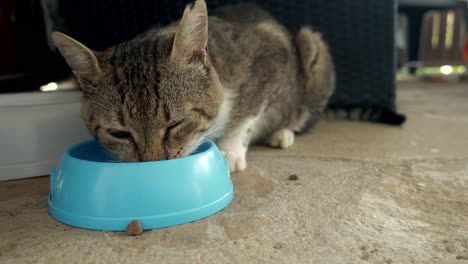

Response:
(52, 0), (223, 161)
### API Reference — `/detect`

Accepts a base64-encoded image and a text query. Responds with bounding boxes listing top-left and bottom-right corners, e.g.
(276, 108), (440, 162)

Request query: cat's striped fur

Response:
(52, 0), (335, 172)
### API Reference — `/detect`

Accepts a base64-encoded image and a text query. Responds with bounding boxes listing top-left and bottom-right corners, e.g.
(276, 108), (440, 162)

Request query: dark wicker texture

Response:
(57, 0), (399, 117)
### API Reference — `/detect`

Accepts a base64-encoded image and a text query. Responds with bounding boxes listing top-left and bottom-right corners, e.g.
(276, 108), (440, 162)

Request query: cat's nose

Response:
(140, 148), (167, 161)
(139, 139), (171, 161)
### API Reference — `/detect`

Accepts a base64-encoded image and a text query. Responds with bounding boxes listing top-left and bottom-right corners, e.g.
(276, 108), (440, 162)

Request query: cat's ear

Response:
(52, 32), (101, 78)
(171, 0), (208, 63)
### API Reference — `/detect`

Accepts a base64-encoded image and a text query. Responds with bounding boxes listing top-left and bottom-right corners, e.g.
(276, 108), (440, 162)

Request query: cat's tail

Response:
(295, 26), (406, 126)
(324, 106), (406, 126)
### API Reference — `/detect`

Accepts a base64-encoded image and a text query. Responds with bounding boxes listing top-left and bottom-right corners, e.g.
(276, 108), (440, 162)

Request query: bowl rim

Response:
(64, 139), (217, 166)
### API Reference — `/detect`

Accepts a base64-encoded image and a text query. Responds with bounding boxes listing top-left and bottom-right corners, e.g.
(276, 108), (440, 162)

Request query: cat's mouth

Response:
(178, 139), (205, 158)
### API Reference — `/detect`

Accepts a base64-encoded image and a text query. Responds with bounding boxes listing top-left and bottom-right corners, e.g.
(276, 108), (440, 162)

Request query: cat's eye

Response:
(167, 121), (182, 131)
(107, 129), (133, 140)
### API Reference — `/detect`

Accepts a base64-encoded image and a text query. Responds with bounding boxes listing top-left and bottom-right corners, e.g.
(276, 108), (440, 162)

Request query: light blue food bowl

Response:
(48, 140), (233, 231)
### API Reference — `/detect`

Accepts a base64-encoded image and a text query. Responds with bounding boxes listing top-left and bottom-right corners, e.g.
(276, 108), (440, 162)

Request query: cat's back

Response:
(208, 4), (295, 84)
(128, 4), (292, 61)
(211, 3), (291, 47)
(212, 3), (274, 24)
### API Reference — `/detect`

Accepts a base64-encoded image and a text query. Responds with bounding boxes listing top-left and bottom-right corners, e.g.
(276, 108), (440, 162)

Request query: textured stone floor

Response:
(1, 80), (468, 264)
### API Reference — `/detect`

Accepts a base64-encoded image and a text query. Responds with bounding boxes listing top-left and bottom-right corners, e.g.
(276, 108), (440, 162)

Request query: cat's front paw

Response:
(268, 129), (295, 149)
(222, 150), (247, 173)
(219, 143), (247, 173)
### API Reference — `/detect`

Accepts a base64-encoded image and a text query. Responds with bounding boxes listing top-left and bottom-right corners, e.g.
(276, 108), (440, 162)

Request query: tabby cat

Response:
(52, 0), (335, 172)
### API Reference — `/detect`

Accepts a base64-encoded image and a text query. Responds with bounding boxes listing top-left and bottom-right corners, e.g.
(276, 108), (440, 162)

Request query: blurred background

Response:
(0, 0), (466, 94)
(398, 0), (468, 80)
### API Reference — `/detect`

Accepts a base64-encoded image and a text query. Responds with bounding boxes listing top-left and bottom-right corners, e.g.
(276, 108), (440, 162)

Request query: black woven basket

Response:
(47, 0), (403, 124)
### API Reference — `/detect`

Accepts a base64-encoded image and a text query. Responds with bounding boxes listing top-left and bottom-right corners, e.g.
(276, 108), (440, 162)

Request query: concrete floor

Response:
(1, 80), (468, 264)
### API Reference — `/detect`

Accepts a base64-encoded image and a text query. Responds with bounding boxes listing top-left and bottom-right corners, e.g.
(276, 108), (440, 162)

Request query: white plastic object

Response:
(0, 91), (92, 181)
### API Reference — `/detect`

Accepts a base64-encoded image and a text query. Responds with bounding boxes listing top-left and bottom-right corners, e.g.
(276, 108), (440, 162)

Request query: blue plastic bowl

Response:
(48, 140), (233, 231)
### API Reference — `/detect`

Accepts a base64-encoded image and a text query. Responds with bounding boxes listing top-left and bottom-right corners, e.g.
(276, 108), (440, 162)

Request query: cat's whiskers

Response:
(87, 99), (114, 113)
(183, 122), (236, 156)
(203, 125), (224, 139)
(202, 122), (235, 140)
(92, 89), (119, 112)
(183, 140), (204, 156)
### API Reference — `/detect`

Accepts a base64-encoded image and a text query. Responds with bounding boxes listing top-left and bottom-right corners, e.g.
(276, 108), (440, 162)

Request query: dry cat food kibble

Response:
(288, 174), (299, 181)
(126, 220), (143, 236)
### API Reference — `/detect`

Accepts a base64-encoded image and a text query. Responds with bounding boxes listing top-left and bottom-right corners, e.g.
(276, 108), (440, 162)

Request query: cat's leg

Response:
(295, 26), (335, 118)
(267, 106), (312, 148)
(287, 26), (335, 133)
(269, 27), (335, 149)
(268, 128), (295, 149)
(218, 116), (258, 173)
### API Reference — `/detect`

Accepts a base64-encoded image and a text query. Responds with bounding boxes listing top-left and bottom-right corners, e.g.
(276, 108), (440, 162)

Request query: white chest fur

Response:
(205, 89), (234, 140)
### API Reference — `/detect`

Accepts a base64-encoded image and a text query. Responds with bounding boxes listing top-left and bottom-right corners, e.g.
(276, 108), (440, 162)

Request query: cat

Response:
(324, 106), (406, 125)
(52, 0), (335, 172)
